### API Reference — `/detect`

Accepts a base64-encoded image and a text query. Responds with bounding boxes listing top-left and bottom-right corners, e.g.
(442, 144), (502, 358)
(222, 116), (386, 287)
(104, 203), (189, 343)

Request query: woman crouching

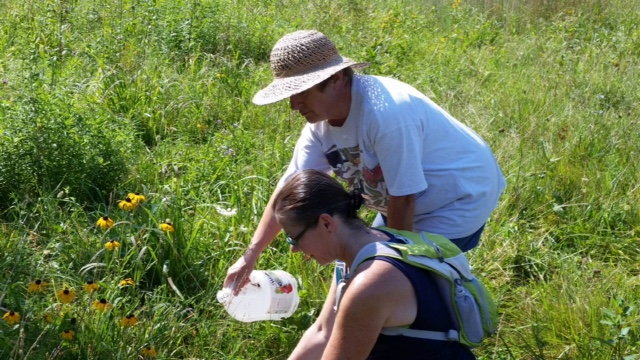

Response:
(273, 169), (476, 360)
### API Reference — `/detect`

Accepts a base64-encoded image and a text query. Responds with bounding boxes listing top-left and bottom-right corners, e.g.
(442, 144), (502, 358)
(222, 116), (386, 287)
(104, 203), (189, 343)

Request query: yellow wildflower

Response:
(28, 279), (49, 293)
(83, 280), (99, 292)
(105, 239), (121, 251)
(120, 278), (135, 287)
(3, 311), (20, 325)
(120, 314), (139, 327)
(57, 288), (76, 303)
(452, 0), (461, 9)
(118, 197), (137, 211)
(61, 329), (75, 340)
(96, 216), (114, 230)
(142, 346), (157, 358)
(159, 222), (174, 233)
(127, 192), (146, 204)
(92, 298), (112, 312)
(42, 313), (54, 323)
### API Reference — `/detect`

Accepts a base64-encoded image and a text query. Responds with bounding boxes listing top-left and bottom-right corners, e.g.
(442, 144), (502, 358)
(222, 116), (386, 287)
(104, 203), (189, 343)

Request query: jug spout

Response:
(216, 287), (232, 304)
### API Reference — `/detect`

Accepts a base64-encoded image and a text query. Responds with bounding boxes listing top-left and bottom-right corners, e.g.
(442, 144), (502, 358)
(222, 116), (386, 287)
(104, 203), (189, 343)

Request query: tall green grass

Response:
(1, 0), (639, 358)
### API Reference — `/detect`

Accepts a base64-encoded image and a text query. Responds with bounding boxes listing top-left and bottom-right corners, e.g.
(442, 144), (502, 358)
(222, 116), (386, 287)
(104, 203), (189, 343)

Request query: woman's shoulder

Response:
(344, 258), (418, 328)
(347, 258), (412, 299)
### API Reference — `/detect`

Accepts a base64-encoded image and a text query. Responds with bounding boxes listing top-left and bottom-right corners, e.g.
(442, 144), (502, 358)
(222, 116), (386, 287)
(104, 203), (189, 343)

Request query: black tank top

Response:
(366, 256), (476, 360)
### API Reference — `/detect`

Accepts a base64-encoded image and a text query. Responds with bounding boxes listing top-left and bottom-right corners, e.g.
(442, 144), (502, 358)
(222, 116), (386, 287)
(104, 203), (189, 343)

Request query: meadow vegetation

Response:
(0, 0), (639, 358)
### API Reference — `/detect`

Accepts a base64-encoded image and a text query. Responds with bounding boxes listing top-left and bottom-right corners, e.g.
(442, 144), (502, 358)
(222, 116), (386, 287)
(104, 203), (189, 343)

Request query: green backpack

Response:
(335, 226), (498, 348)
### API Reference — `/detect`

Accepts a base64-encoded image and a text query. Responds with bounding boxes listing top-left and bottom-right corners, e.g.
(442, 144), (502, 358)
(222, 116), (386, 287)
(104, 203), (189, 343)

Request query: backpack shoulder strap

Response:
(350, 242), (402, 276)
(334, 242), (400, 312)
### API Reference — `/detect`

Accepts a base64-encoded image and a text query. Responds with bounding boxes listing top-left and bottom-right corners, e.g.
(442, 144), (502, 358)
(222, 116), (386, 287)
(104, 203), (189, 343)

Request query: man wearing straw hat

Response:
(224, 30), (505, 293)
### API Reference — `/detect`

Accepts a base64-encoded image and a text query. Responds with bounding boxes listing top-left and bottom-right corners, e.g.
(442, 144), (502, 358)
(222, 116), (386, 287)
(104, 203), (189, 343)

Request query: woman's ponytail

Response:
(349, 188), (364, 217)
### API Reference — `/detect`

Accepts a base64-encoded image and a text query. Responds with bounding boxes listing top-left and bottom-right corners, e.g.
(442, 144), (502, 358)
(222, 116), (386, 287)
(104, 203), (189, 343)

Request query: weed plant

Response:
(1, 0), (639, 359)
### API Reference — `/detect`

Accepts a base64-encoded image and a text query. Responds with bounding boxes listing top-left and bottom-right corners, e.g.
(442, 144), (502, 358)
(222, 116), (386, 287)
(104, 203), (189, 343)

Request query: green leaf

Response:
(619, 327), (630, 337)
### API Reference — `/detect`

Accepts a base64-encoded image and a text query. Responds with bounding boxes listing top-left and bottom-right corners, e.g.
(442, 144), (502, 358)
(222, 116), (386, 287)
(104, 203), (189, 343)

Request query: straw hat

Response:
(252, 30), (369, 105)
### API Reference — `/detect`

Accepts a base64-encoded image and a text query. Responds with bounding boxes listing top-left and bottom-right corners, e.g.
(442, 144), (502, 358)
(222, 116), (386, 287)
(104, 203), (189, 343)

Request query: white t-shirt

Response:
(277, 75), (505, 239)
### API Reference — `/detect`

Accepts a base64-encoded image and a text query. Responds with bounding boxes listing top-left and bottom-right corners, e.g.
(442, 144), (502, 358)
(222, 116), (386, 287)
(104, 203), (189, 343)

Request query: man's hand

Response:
(222, 187), (283, 295)
(223, 252), (259, 295)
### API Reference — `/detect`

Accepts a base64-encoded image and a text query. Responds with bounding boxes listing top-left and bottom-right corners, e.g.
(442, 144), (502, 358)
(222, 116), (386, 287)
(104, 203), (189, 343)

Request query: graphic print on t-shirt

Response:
(362, 164), (388, 211)
(324, 145), (388, 212)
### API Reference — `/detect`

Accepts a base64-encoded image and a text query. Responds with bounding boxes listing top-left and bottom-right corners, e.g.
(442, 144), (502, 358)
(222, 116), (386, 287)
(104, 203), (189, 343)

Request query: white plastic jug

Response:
(217, 270), (300, 322)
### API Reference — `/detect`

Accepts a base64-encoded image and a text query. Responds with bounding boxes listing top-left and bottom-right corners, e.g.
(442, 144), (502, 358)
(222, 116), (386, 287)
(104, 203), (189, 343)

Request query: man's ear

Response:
(331, 71), (344, 87)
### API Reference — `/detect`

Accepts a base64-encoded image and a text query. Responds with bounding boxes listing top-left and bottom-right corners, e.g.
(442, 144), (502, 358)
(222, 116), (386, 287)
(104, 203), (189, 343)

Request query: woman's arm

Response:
(321, 261), (418, 360)
(288, 272), (339, 360)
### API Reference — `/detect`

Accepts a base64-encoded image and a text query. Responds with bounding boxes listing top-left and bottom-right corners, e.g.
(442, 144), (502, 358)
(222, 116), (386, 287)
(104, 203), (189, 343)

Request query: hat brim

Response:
(252, 58), (369, 106)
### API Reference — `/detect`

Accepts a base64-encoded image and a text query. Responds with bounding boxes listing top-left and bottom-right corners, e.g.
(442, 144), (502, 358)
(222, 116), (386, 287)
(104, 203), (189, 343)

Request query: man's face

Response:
(288, 82), (334, 124)
(289, 70), (355, 125)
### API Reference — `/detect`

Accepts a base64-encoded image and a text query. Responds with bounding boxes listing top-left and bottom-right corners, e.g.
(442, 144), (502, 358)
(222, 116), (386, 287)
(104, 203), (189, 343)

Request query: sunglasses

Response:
(285, 221), (315, 246)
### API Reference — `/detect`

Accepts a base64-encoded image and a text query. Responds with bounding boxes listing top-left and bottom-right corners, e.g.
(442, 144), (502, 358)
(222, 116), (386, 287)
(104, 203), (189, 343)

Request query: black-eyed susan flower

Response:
(119, 278), (135, 287)
(127, 192), (146, 204)
(28, 279), (49, 293)
(92, 298), (112, 312)
(118, 197), (137, 211)
(61, 329), (75, 340)
(159, 221), (174, 233)
(120, 314), (139, 327)
(105, 239), (121, 251)
(83, 280), (99, 292)
(3, 311), (20, 325)
(96, 216), (114, 230)
(141, 345), (157, 358)
(57, 288), (76, 303)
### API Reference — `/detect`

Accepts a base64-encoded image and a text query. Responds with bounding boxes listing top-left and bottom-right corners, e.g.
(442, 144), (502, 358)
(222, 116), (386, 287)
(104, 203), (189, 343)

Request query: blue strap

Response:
(334, 261), (347, 311)
(334, 279), (347, 311)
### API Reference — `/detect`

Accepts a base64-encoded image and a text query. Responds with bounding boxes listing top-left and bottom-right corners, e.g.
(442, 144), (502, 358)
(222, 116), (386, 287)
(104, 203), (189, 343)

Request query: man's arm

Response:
(223, 188), (283, 294)
(371, 119), (426, 231)
(385, 193), (416, 231)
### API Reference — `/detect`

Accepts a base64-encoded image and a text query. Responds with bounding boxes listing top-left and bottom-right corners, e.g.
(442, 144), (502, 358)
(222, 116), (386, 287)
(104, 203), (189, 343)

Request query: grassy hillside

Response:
(1, 0), (639, 358)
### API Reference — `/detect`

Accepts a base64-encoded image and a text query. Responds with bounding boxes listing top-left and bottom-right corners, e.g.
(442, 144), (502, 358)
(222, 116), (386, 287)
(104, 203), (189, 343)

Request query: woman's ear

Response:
(318, 213), (334, 231)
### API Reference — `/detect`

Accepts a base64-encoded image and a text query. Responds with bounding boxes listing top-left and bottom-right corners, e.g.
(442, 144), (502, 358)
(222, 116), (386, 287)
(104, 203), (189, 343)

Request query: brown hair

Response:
(273, 169), (365, 230)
